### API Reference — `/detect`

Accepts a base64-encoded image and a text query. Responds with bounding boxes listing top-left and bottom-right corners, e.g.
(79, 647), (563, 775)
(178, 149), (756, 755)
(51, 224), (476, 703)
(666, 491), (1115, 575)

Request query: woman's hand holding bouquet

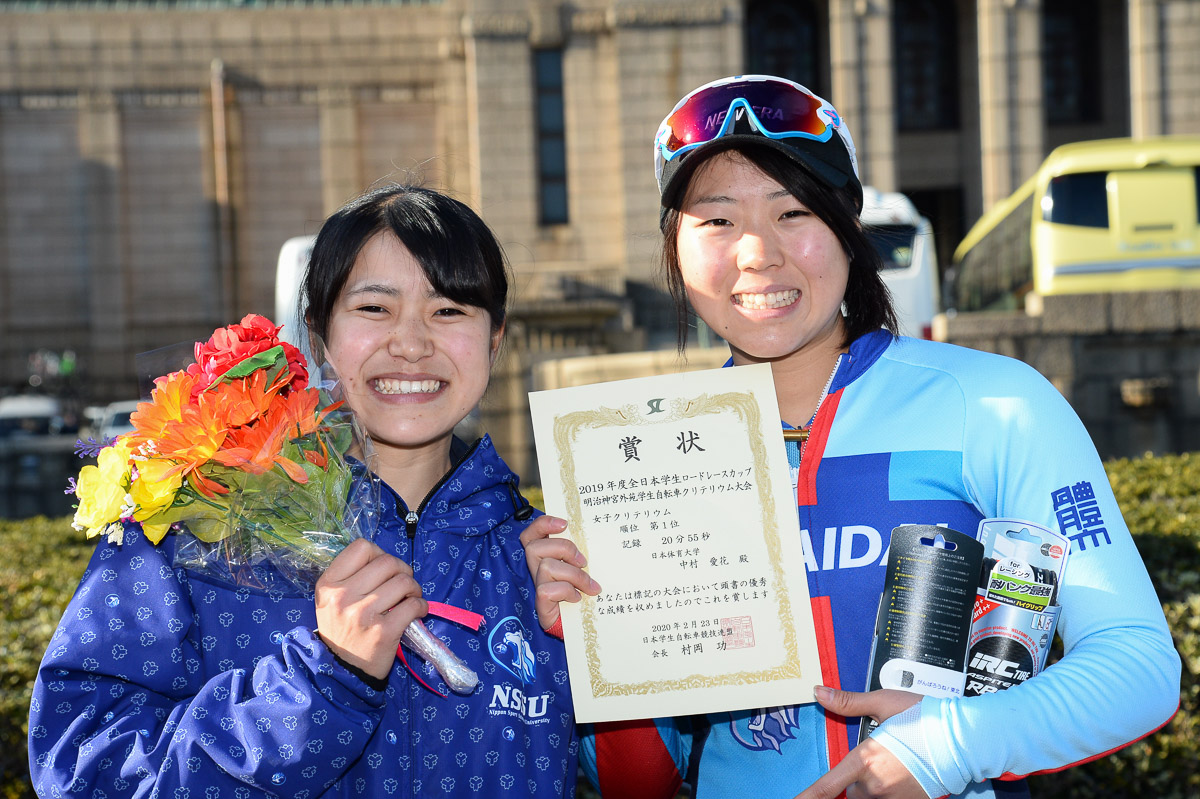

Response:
(69, 314), (479, 694)
(316, 538), (429, 681)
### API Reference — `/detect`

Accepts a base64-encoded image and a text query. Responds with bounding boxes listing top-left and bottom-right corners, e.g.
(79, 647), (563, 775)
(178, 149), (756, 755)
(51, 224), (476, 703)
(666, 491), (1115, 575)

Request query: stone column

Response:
(208, 59), (237, 321)
(977, 0), (1044, 211)
(1129, 0), (1164, 139)
(461, 2), (536, 473)
(461, 8), (535, 247)
(608, 2), (737, 284)
(436, 32), (472, 202)
(78, 90), (129, 394)
(829, 0), (898, 193)
(318, 85), (361, 214)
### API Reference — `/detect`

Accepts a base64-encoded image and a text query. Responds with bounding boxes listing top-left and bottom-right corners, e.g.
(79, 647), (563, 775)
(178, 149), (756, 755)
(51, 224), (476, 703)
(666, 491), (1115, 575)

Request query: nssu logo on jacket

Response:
(487, 616), (554, 725)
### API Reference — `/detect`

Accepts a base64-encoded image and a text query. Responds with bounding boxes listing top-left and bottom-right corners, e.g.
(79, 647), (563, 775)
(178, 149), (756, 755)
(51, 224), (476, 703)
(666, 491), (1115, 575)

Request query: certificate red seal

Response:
(720, 615), (756, 650)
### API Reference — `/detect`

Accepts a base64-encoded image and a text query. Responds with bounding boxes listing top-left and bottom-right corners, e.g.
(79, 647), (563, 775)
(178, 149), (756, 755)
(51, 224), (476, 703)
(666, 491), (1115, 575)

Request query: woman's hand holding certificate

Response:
(520, 514), (602, 634)
(529, 363), (823, 723)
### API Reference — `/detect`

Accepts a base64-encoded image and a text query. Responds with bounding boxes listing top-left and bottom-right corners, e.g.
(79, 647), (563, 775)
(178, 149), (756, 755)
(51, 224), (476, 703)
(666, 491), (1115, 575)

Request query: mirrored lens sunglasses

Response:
(657, 79), (837, 163)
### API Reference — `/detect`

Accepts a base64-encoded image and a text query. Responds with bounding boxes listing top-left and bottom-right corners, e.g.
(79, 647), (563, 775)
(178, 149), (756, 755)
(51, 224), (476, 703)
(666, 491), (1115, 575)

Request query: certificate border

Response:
(552, 390), (805, 698)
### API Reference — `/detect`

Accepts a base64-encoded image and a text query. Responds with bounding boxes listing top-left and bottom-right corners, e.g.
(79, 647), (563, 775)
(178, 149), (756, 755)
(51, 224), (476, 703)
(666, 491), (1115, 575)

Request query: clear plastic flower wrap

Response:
(70, 315), (479, 695)
(169, 378), (380, 591)
(173, 364), (479, 695)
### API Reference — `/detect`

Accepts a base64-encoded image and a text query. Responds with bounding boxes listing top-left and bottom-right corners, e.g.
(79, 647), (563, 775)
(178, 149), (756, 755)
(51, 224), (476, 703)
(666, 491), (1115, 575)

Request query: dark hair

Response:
(660, 145), (898, 352)
(301, 184), (509, 344)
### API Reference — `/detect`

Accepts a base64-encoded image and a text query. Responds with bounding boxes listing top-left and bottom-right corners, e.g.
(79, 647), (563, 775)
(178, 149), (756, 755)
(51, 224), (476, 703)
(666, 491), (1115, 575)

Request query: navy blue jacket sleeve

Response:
(28, 526), (386, 798)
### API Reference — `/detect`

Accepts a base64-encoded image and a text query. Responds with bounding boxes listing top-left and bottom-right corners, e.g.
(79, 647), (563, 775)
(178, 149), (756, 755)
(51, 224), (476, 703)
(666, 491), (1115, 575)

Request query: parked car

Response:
(0, 395), (64, 439)
(98, 400), (141, 441)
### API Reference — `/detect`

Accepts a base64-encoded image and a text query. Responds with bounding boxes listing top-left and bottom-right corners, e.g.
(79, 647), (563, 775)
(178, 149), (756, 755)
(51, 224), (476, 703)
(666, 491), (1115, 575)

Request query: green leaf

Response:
(207, 345), (287, 388)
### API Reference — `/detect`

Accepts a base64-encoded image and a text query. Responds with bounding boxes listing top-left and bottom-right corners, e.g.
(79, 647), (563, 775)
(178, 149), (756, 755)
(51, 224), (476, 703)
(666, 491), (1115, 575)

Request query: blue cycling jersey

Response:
(581, 330), (1179, 798)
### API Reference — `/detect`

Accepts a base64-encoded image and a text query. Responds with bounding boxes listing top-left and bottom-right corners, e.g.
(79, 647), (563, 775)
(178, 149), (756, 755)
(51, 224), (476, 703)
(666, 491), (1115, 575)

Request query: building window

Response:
(893, 0), (960, 131)
(533, 49), (568, 226)
(1043, 0), (1101, 125)
(745, 0), (823, 94)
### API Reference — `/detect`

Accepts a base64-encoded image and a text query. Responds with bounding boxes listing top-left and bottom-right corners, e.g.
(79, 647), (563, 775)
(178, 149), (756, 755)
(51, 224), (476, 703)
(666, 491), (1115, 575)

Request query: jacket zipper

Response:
(402, 437), (484, 539)
(801, 353), (844, 465)
(398, 436), (481, 797)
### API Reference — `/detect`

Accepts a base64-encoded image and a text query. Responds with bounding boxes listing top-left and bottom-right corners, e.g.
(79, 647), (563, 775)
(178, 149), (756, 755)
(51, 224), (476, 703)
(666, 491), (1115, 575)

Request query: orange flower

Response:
(128, 371), (199, 444)
(272, 390), (344, 470)
(214, 406), (309, 483)
(120, 369), (230, 496)
(270, 388), (336, 439)
(153, 400), (232, 497)
(207, 369), (290, 429)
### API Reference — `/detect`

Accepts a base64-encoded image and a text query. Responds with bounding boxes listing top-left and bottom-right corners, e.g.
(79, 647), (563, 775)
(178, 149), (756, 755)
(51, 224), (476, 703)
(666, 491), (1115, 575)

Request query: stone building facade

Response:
(1, 0), (1199, 475)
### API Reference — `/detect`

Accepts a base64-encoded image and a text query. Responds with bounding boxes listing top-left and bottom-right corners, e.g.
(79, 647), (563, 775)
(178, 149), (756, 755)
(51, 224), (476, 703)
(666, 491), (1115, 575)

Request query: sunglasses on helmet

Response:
(655, 75), (842, 166)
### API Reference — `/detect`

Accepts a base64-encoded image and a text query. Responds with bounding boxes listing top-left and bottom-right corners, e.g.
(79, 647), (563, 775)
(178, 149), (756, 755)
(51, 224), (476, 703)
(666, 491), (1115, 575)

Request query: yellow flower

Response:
(129, 458), (184, 543)
(72, 440), (134, 538)
(139, 519), (173, 545)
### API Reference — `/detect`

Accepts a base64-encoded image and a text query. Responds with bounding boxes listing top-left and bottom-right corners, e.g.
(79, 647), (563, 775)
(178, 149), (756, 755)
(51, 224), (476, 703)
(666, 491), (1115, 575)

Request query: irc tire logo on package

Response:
(964, 635), (1035, 695)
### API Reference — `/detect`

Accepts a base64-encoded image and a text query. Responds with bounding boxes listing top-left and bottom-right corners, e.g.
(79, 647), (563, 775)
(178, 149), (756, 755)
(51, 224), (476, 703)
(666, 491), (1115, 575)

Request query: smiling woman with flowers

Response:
(28, 185), (577, 799)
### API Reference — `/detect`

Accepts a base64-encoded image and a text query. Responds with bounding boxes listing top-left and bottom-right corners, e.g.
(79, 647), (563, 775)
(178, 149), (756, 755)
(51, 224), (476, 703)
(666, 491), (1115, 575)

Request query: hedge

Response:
(1030, 452), (1200, 797)
(3, 454), (1198, 798)
(0, 515), (93, 799)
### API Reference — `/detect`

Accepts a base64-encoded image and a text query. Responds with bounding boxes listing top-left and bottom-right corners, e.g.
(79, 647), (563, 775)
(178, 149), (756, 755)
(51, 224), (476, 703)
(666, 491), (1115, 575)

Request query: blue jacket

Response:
(30, 435), (578, 799)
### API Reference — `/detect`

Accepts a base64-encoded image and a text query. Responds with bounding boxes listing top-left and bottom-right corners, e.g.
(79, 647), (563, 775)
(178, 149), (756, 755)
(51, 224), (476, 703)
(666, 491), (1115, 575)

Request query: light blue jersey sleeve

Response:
(871, 349), (1180, 797)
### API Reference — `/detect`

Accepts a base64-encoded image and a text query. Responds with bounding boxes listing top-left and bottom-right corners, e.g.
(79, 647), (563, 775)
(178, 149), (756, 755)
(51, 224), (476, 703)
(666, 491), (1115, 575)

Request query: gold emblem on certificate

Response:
(530, 364), (822, 722)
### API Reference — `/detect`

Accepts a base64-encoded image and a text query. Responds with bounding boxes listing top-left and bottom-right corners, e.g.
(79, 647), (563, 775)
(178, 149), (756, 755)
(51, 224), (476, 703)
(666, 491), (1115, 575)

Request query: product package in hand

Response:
(966, 519), (1070, 696)
(860, 519), (1069, 740)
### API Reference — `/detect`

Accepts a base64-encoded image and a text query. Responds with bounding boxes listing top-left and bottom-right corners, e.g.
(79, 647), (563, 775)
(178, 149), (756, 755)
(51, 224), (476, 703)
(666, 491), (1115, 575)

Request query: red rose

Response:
(187, 314), (308, 397)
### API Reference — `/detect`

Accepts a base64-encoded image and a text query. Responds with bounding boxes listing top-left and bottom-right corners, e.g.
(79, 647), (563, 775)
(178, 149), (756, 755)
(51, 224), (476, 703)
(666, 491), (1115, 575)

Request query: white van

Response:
(275, 235), (321, 381)
(275, 235), (316, 352)
(861, 187), (941, 339)
(98, 400), (141, 440)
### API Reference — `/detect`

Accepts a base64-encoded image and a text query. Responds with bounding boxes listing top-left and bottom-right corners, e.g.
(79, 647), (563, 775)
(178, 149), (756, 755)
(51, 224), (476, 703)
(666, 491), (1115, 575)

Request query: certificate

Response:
(529, 363), (822, 723)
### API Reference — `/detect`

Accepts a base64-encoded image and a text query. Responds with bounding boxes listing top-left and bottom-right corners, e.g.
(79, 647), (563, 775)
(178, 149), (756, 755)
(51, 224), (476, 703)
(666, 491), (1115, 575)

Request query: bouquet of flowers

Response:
(70, 314), (478, 694)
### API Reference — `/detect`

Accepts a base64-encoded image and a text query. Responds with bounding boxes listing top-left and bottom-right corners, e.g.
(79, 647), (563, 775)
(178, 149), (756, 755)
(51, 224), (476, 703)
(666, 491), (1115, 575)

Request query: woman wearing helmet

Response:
(523, 75), (1178, 798)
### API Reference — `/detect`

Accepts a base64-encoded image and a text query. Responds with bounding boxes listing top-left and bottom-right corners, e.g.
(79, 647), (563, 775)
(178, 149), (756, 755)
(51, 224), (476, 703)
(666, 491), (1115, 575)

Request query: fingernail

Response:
(813, 685), (831, 701)
(575, 551), (588, 567)
(590, 578), (602, 593)
(549, 515), (568, 530)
